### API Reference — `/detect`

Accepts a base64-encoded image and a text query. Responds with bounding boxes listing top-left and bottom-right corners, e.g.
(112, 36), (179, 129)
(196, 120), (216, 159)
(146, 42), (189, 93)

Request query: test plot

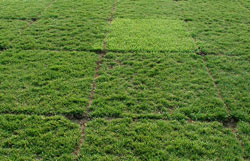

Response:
(176, 0), (250, 56)
(114, 0), (178, 19)
(78, 119), (243, 160)
(0, 20), (29, 50)
(89, 52), (227, 121)
(0, 0), (53, 19)
(205, 55), (250, 122)
(106, 19), (196, 53)
(0, 50), (97, 116)
(42, 0), (114, 19)
(0, 114), (80, 160)
(237, 121), (250, 159)
(13, 18), (108, 51)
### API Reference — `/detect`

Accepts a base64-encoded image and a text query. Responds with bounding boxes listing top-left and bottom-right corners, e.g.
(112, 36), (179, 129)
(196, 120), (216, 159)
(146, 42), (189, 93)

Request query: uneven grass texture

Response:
(0, 114), (80, 160)
(78, 119), (243, 161)
(0, 20), (29, 50)
(0, 0), (249, 160)
(205, 55), (250, 122)
(90, 52), (227, 121)
(0, 50), (97, 116)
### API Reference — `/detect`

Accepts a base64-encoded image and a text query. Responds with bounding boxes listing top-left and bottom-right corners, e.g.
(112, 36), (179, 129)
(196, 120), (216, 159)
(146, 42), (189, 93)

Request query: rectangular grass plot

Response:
(114, 0), (178, 19)
(89, 52), (227, 121)
(0, 114), (80, 160)
(175, 0), (250, 56)
(78, 119), (243, 160)
(0, 0), (53, 19)
(106, 19), (197, 52)
(237, 121), (250, 159)
(0, 20), (29, 50)
(42, 0), (114, 19)
(13, 18), (107, 51)
(205, 55), (250, 122)
(0, 50), (97, 116)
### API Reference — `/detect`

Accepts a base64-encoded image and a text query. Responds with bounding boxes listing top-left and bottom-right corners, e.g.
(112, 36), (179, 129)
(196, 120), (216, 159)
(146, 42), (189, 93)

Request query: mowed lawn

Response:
(0, 0), (249, 160)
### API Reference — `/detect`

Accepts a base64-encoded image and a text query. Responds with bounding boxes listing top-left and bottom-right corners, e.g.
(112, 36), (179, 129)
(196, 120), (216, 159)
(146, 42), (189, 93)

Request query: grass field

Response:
(0, 0), (249, 160)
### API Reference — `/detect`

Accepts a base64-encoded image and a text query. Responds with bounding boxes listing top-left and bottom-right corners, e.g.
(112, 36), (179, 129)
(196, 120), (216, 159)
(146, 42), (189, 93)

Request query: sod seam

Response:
(0, 0), (56, 51)
(181, 12), (247, 158)
(72, 0), (118, 157)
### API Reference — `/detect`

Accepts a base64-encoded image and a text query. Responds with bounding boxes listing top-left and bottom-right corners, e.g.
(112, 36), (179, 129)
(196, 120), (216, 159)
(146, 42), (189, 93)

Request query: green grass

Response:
(205, 55), (250, 122)
(78, 118), (243, 161)
(0, 0), (249, 159)
(0, 20), (29, 50)
(0, 0), (53, 20)
(114, 0), (177, 19)
(175, 0), (250, 56)
(89, 52), (227, 121)
(12, 18), (107, 51)
(106, 19), (197, 52)
(237, 121), (250, 159)
(0, 114), (80, 161)
(0, 50), (97, 116)
(41, 0), (114, 19)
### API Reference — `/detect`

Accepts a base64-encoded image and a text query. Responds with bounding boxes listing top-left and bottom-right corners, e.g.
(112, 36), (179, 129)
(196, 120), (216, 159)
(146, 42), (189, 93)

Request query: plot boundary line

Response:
(72, 0), (118, 157)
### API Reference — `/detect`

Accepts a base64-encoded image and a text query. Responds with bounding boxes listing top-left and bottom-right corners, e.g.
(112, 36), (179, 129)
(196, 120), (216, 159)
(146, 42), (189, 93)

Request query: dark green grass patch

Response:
(0, 50), (97, 116)
(0, 114), (80, 161)
(237, 121), (250, 159)
(12, 18), (107, 51)
(89, 52), (227, 121)
(78, 118), (243, 161)
(42, 0), (114, 19)
(205, 55), (250, 122)
(0, 0), (53, 20)
(106, 19), (197, 53)
(0, 20), (29, 50)
(114, 0), (178, 19)
(175, 0), (250, 56)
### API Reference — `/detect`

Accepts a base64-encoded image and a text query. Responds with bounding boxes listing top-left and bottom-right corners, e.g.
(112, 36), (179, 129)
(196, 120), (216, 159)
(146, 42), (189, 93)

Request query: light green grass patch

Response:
(89, 52), (227, 121)
(13, 18), (107, 51)
(0, 0), (53, 19)
(205, 55), (250, 122)
(106, 19), (197, 52)
(0, 20), (29, 50)
(78, 118), (243, 161)
(0, 50), (97, 116)
(0, 114), (80, 161)
(237, 121), (250, 159)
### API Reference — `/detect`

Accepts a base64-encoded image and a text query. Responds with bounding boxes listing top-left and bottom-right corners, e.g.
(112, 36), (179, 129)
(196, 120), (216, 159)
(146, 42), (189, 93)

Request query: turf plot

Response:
(0, 114), (80, 160)
(0, 0), (53, 20)
(0, 20), (29, 50)
(175, 0), (250, 56)
(89, 52), (228, 121)
(0, 50), (97, 116)
(77, 119), (243, 161)
(106, 19), (196, 53)
(205, 55), (250, 122)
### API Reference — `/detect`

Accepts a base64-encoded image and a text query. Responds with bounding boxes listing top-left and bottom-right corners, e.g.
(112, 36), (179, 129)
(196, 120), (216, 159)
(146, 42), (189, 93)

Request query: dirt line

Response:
(202, 58), (230, 114)
(182, 18), (247, 159)
(24, 0), (56, 29)
(72, 0), (118, 157)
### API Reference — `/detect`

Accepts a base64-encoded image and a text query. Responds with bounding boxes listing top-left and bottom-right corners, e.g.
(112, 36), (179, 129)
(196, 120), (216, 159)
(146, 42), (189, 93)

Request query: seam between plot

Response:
(72, 0), (118, 157)
(1, 0), (56, 52)
(182, 18), (247, 158)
